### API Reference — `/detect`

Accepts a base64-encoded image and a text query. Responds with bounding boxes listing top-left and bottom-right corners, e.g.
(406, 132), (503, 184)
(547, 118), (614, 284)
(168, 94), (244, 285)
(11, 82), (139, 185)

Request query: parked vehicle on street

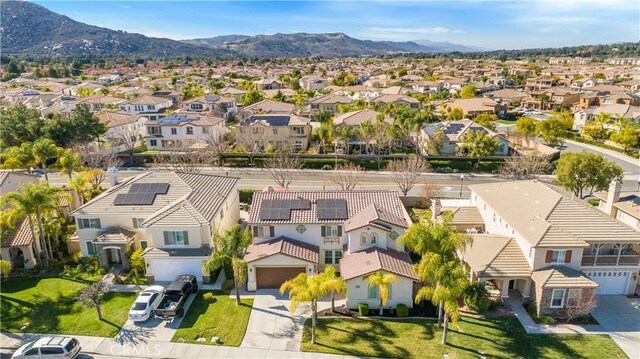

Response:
(12, 336), (81, 359)
(128, 285), (164, 322)
(153, 275), (198, 320)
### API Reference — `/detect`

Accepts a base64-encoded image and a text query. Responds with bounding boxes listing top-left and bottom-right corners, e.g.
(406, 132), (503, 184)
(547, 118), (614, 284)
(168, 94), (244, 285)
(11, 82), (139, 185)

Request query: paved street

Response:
(560, 140), (640, 178)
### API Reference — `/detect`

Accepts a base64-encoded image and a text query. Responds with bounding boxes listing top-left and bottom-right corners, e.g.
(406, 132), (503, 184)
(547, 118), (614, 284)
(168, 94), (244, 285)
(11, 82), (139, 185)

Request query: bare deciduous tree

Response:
(155, 148), (213, 174)
(264, 151), (303, 188)
(386, 156), (431, 196)
(72, 142), (123, 170)
(423, 179), (444, 203)
(111, 125), (142, 164)
(499, 152), (551, 180)
(328, 163), (364, 190)
(200, 131), (230, 166)
(77, 279), (112, 320)
(566, 292), (598, 322)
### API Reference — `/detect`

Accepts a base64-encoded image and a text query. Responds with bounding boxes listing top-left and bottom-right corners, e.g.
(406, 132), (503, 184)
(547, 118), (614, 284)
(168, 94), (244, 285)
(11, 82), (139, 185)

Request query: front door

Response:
(508, 279), (516, 290)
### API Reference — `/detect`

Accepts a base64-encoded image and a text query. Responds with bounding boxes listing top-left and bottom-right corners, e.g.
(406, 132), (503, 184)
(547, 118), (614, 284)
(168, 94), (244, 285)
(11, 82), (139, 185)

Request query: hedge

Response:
(239, 188), (259, 204)
(358, 303), (369, 316)
(396, 303), (409, 317)
(569, 135), (639, 159)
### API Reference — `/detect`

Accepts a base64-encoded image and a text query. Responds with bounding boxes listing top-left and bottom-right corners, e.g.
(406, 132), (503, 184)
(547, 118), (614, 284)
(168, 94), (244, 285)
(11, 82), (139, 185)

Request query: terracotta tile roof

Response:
(249, 191), (410, 228)
(344, 203), (406, 232)
(1, 219), (33, 247)
(244, 236), (319, 263)
(532, 265), (598, 289)
(340, 246), (417, 280)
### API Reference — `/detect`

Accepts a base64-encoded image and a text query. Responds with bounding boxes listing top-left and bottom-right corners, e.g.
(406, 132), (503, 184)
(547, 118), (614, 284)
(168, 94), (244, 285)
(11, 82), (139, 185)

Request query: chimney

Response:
(604, 179), (622, 217)
(431, 199), (442, 222)
(107, 167), (118, 187)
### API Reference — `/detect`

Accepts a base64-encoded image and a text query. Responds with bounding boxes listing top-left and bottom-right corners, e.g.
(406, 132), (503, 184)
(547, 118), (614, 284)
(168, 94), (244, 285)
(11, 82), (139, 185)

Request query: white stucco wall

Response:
(345, 273), (415, 310)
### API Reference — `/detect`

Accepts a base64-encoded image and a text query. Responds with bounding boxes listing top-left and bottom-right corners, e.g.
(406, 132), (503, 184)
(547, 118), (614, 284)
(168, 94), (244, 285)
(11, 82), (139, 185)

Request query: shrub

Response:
(239, 188), (259, 204)
(223, 263), (233, 281)
(587, 198), (600, 207)
(203, 292), (215, 302)
(222, 279), (235, 291)
(539, 315), (556, 324)
(464, 282), (492, 313)
(0, 259), (11, 277)
(358, 303), (369, 316)
(321, 164), (333, 170)
(396, 303), (409, 317)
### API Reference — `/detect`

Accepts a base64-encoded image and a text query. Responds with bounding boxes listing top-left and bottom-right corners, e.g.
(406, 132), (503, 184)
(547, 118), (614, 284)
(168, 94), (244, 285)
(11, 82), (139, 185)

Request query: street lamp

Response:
(459, 174), (464, 198)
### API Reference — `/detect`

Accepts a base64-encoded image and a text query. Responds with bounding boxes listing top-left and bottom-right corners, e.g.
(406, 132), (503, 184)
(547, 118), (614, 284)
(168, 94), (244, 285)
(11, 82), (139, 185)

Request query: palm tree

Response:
(334, 126), (355, 155)
(322, 266), (346, 313)
(57, 149), (82, 179)
(2, 182), (66, 268)
(280, 267), (344, 344)
(32, 139), (59, 182)
(43, 215), (63, 260)
(203, 224), (251, 305)
(6, 143), (37, 173)
(68, 173), (89, 205)
(415, 259), (468, 344)
(399, 221), (471, 326)
(316, 124), (333, 154)
(368, 271), (397, 315)
(359, 120), (374, 154)
(539, 93), (550, 111)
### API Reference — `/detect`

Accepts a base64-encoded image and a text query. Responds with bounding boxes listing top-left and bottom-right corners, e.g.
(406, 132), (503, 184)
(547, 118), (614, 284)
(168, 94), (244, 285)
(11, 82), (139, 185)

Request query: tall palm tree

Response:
(43, 215), (63, 260)
(539, 93), (550, 111)
(7, 143), (37, 173)
(68, 173), (89, 206)
(316, 124), (333, 154)
(2, 182), (66, 268)
(399, 221), (471, 326)
(203, 224), (251, 305)
(359, 120), (374, 154)
(368, 271), (397, 315)
(32, 139), (59, 182)
(415, 259), (468, 344)
(57, 149), (82, 179)
(334, 126), (355, 155)
(322, 266), (347, 313)
(280, 267), (344, 344)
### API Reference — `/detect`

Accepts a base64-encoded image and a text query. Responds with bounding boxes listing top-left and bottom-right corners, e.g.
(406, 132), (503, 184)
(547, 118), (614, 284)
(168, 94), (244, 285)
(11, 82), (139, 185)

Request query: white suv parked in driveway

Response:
(128, 285), (164, 322)
(12, 336), (80, 358)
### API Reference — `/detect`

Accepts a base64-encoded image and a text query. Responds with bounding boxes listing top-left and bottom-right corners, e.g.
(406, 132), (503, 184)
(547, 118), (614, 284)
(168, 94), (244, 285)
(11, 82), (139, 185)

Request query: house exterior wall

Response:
(535, 287), (597, 318)
(146, 122), (226, 151)
(345, 274), (414, 310)
(532, 247), (584, 271)
(235, 123), (312, 151)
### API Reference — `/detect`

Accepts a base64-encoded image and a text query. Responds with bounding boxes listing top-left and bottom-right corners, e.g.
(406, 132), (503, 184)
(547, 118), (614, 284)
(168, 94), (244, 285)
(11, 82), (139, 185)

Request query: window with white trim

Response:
(87, 242), (97, 255)
(255, 226), (271, 238)
(551, 250), (567, 263)
(78, 218), (101, 229)
(164, 231), (187, 245)
(550, 289), (565, 308)
(325, 225), (341, 237)
(360, 233), (368, 245)
(370, 232), (378, 245)
(132, 218), (145, 229)
(368, 285), (378, 299)
(324, 250), (333, 265)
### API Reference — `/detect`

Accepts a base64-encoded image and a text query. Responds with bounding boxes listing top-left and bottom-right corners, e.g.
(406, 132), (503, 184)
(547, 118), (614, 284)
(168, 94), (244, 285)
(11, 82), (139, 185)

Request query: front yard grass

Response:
(172, 290), (253, 346)
(301, 316), (627, 359)
(1, 276), (136, 337)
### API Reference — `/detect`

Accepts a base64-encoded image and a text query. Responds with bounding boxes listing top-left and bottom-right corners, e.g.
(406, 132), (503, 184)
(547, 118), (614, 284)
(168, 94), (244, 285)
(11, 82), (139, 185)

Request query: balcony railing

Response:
(581, 254), (640, 266)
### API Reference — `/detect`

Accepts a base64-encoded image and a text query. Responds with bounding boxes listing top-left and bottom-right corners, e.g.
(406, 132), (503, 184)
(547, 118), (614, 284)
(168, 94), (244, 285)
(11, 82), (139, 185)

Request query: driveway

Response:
(591, 296), (640, 359)
(114, 291), (196, 345)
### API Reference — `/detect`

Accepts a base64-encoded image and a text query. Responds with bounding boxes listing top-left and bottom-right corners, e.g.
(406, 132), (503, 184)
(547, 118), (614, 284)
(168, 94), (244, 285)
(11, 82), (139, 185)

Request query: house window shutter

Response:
(253, 226), (258, 237)
(321, 226), (326, 237)
(338, 226), (342, 236)
(545, 250), (552, 263)
(269, 226), (275, 237)
(183, 231), (189, 245)
(96, 219), (101, 229)
(163, 231), (170, 245)
(565, 250), (572, 263)
(78, 219), (84, 229)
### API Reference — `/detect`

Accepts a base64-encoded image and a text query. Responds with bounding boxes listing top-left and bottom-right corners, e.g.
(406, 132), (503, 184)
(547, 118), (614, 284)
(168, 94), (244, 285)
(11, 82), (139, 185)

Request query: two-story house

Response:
(71, 171), (240, 283)
(457, 181), (639, 318)
(236, 114), (312, 152)
(419, 120), (510, 156)
(594, 180), (640, 231)
(145, 113), (226, 151)
(119, 95), (173, 121)
(371, 94), (420, 109)
(96, 111), (147, 153)
(236, 99), (295, 121)
(302, 94), (352, 119)
(438, 98), (507, 119)
(244, 190), (417, 310)
(299, 76), (328, 91)
(182, 95), (238, 120)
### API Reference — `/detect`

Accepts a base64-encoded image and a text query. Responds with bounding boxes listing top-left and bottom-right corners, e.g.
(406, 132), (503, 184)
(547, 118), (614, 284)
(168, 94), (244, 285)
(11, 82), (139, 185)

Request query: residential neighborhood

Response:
(1, 1), (640, 359)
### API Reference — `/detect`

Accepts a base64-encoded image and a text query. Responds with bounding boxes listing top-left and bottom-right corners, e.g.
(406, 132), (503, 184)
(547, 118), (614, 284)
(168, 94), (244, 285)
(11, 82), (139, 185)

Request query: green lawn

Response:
(301, 316), (627, 359)
(1, 277), (136, 337)
(172, 290), (253, 346)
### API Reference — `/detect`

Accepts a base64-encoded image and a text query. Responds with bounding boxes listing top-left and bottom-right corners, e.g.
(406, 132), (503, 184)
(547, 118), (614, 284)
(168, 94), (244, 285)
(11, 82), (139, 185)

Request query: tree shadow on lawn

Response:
(0, 277), (44, 294)
(313, 319), (429, 358)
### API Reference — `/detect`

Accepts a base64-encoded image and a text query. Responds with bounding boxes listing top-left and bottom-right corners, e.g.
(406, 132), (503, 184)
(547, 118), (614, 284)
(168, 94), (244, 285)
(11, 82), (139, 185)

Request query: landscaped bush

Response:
(320, 164), (333, 170)
(464, 282), (492, 313)
(587, 198), (600, 207)
(539, 315), (557, 324)
(239, 188), (259, 204)
(62, 256), (106, 280)
(203, 292), (215, 302)
(223, 263), (233, 281)
(222, 279), (235, 291)
(524, 302), (556, 324)
(396, 303), (409, 317)
(358, 303), (369, 316)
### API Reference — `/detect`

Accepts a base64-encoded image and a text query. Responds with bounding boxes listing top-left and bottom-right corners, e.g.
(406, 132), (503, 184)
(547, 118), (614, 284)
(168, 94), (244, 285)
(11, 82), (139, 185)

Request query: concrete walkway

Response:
(511, 297), (604, 335)
(0, 332), (354, 359)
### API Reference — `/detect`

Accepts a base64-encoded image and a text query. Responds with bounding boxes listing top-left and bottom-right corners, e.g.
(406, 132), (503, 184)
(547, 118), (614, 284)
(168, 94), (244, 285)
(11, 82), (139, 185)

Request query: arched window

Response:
(360, 233), (368, 245)
(370, 233), (378, 245)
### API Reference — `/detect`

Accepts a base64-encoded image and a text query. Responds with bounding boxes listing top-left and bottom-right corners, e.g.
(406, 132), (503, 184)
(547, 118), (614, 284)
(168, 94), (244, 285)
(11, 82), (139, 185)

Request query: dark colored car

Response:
(153, 275), (198, 320)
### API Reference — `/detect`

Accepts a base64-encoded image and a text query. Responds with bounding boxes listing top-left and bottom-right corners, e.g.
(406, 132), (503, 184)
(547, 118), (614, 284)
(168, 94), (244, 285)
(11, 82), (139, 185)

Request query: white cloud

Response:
(367, 26), (465, 35)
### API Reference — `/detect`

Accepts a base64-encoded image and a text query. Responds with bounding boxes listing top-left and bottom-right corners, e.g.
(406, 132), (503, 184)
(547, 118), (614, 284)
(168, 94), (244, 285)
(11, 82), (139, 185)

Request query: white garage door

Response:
(151, 258), (204, 282)
(586, 271), (630, 295)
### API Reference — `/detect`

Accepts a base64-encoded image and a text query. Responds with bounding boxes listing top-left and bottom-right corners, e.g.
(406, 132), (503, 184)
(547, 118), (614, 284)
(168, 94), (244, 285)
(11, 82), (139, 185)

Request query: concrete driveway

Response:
(591, 296), (640, 359)
(115, 291), (196, 345)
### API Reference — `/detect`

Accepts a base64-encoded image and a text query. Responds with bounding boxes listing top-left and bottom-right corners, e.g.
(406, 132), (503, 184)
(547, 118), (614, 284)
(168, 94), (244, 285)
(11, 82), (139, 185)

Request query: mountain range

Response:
(1, 1), (484, 58)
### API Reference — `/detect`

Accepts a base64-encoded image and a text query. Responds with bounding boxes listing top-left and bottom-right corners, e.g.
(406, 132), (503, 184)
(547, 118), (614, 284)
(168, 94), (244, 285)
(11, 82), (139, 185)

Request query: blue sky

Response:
(33, 0), (639, 49)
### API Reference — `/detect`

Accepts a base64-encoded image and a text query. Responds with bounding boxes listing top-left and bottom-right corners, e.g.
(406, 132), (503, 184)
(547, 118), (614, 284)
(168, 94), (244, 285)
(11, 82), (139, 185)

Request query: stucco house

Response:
(454, 181), (640, 318)
(181, 95), (238, 120)
(71, 171), (240, 282)
(96, 111), (147, 153)
(145, 112), (226, 151)
(419, 119), (509, 156)
(119, 95), (173, 121)
(594, 180), (640, 231)
(244, 190), (417, 310)
(236, 114), (312, 152)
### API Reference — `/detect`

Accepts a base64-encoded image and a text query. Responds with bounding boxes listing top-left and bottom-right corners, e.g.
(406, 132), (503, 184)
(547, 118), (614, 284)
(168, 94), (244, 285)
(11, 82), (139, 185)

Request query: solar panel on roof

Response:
(114, 182), (170, 206)
(316, 198), (348, 220)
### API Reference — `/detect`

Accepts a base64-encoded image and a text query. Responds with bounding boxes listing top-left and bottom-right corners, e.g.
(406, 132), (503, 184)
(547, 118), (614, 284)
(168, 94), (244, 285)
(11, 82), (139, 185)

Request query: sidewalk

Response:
(0, 332), (354, 359)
